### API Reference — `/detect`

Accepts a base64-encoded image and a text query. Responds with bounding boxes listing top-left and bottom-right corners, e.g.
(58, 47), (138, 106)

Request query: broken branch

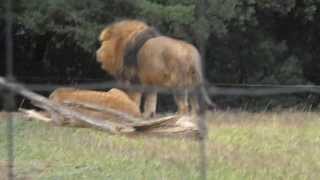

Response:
(0, 77), (133, 133)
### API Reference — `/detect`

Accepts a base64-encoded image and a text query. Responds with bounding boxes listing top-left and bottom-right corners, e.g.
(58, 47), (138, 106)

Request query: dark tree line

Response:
(1, 0), (320, 110)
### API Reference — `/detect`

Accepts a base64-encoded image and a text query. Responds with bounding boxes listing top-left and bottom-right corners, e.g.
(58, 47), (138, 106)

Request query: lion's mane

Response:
(97, 20), (159, 82)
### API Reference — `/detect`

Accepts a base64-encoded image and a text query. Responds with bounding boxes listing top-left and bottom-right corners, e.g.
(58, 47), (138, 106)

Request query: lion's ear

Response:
(99, 28), (111, 42)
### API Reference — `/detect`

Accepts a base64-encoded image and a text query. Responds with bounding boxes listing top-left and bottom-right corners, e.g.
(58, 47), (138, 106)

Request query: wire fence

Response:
(3, 58), (320, 180)
(3, 1), (320, 180)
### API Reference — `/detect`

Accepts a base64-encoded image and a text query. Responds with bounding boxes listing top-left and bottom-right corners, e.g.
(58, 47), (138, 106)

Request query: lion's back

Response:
(137, 36), (203, 88)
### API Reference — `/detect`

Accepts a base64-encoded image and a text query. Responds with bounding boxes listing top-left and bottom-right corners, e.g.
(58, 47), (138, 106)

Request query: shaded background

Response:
(1, 0), (320, 111)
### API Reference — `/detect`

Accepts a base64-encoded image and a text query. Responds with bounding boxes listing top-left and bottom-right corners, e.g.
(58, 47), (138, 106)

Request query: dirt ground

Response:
(0, 112), (29, 121)
(0, 161), (9, 180)
(0, 112), (10, 120)
(0, 161), (31, 180)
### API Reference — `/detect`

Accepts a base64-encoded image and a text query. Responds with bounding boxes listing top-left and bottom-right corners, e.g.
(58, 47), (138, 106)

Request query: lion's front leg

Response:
(143, 92), (157, 118)
(121, 80), (142, 112)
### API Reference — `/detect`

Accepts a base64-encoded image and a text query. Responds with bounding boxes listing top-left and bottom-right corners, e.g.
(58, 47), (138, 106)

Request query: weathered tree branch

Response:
(62, 100), (141, 123)
(0, 76), (199, 137)
(0, 77), (133, 133)
(19, 108), (51, 122)
(56, 101), (187, 130)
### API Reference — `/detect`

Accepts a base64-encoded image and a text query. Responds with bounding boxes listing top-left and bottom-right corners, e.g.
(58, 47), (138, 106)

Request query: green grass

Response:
(1, 111), (320, 179)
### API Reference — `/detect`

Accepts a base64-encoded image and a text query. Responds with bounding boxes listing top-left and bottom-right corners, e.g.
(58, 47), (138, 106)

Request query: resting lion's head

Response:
(96, 20), (150, 77)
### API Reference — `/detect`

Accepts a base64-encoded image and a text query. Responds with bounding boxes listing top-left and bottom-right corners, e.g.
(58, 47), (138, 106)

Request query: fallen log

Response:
(19, 108), (51, 123)
(20, 108), (198, 136)
(1, 76), (199, 137)
(0, 77), (134, 133)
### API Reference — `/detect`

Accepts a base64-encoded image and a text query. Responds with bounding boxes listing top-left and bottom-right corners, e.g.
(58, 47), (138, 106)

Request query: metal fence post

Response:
(5, 0), (16, 179)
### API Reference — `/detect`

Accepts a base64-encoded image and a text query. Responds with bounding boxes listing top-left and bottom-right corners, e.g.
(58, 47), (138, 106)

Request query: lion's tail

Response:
(183, 49), (218, 111)
(199, 84), (218, 111)
(193, 55), (218, 111)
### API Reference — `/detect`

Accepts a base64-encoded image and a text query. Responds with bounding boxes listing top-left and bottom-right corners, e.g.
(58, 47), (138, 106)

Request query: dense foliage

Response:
(1, 0), (320, 110)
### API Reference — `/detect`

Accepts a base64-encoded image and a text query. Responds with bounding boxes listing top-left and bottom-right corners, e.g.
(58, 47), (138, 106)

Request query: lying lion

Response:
(48, 88), (141, 126)
(96, 20), (215, 117)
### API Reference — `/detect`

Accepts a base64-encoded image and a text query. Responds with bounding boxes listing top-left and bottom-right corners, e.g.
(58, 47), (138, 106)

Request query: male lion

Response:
(96, 20), (214, 117)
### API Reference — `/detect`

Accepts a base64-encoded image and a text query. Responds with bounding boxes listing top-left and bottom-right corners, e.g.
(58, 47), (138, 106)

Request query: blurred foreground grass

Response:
(0, 111), (320, 180)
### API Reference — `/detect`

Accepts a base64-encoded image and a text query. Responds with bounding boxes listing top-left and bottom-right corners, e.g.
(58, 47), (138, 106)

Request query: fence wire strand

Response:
(14, 80), (320, 96)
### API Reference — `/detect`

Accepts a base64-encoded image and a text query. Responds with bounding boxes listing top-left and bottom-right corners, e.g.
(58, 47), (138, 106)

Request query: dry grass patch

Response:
(0, 110), (320, 179)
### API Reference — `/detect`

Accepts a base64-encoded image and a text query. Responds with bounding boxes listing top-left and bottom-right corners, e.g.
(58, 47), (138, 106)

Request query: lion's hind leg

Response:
(189, 95), (200, 114)
(143, 92), (157, 118)
(174, 90), (190, 115)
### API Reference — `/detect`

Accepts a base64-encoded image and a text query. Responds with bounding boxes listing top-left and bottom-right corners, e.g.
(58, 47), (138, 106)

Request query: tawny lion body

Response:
(96, 20), (208, 117)
(50, 88), (141, 117)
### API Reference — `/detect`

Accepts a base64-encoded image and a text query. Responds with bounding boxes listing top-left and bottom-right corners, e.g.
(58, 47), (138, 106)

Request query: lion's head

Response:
(96, 20), (150, 77)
